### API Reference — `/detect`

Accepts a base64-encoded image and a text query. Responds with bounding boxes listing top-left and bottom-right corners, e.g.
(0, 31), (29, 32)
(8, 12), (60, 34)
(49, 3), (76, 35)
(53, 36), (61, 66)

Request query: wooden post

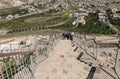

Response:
(1, 58), (4, 79)
(93, 41), (95, 59)
(4, 58), (10, 79)
(96, 44), (98, 60)
(114, 37), (120, 78)
(11, 56), (17, 74)
(93, 35), (97, 60)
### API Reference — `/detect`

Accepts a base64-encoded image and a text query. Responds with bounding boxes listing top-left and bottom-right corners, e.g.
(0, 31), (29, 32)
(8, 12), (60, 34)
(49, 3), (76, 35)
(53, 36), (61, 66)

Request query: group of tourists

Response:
(62, 32), (74, 41)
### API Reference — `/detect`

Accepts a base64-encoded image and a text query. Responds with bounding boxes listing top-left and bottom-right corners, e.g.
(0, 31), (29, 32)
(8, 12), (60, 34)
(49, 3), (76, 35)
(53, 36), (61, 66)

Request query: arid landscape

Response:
(0, 0), (120, 79)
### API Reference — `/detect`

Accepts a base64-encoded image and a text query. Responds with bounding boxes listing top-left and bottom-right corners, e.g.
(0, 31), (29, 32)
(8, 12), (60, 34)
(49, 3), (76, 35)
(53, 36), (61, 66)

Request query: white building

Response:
(98, 13), (107, 22)
(111, 7), (120, 13)
(0, 41), (19, 53)
(14, 14), (20, 18)
(6, 14), (14, 20)
(113, 13), (120, 18)
(76, 13), (88, 25)
(28, 6), (37, 13)
(77, 15), (86, 25)
(72, 21), (77, 26)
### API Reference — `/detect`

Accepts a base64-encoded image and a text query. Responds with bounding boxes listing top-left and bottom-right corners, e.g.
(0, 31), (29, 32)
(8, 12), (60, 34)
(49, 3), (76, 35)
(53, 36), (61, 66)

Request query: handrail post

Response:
(114, 39), (120, 78)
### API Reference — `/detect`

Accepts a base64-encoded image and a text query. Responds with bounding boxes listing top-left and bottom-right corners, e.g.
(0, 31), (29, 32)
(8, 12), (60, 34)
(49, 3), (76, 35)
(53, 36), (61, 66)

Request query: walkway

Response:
(35, 40), (91, 79)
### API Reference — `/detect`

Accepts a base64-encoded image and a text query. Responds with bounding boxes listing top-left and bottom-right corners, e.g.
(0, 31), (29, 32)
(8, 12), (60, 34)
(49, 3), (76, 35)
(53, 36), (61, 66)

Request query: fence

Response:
(0, 33), (62, 79)
(0, 33), (120, 79)
(74, 34), (120, 78)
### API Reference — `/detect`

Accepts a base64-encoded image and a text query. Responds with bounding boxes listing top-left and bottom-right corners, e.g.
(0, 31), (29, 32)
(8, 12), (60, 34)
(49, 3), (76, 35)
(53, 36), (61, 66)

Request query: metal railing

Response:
(0, 33), (120, 79)
(74, 34), (120, 78)
(0, 33), (62, 79)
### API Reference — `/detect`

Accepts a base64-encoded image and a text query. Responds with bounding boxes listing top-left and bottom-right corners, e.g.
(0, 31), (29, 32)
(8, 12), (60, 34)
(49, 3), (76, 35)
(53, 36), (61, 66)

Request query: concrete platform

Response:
(35, 40), (91, 79)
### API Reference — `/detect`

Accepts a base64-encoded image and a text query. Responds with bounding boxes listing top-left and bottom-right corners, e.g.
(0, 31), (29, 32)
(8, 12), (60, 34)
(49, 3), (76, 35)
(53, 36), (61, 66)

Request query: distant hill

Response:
(1, 0), (120, 9)
(0, 0), (52, 9)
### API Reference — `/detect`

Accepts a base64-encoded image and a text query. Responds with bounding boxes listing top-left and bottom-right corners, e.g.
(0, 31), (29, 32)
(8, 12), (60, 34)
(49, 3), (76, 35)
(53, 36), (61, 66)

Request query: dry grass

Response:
(95, 67), (101, 73)
(84, 66), (90, 71)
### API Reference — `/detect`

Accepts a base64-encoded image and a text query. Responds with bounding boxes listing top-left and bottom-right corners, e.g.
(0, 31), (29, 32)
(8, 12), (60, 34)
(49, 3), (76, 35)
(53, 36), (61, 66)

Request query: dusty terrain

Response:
(35, 40), (91, 79)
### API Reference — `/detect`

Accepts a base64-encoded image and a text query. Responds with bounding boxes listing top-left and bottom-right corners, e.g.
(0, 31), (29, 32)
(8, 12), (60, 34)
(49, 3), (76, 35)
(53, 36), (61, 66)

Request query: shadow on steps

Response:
(73, 47), (78, 52)
(77, 52), (84, 60)
(72, 44), (75, 47)
(87, 67), (96, 79)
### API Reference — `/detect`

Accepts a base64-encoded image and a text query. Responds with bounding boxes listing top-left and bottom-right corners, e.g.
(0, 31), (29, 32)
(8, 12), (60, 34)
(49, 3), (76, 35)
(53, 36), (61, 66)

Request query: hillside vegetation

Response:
(54, 13), (116, 35)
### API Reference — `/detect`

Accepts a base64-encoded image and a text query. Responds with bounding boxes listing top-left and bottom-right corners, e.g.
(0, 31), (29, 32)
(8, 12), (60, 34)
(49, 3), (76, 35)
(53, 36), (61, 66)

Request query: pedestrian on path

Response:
(62, 33), (65, 40)
(70, 34), (73, 41)
(62, 32), (74, 41)
(70, 32), (74, 41)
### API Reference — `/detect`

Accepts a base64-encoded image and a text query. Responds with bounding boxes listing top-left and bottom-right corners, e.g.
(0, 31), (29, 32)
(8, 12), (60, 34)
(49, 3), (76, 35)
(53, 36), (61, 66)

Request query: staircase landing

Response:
(35, 40), (91, 79)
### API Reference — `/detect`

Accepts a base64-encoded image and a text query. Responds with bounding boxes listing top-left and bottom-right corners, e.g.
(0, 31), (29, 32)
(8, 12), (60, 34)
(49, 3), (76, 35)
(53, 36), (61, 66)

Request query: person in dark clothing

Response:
(69, 32), (73, 41)
(62, 32), (73, 41)
(64, 33), (67, 40)
(66, 33), (69, 40)
(67, 32), (70, 40)
(70, 35), (73, 41)
(62, 33), (65, 40)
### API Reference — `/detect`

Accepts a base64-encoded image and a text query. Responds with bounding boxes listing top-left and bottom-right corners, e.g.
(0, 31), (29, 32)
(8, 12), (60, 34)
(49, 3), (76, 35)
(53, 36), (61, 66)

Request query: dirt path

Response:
(35, 40), (91, 79)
